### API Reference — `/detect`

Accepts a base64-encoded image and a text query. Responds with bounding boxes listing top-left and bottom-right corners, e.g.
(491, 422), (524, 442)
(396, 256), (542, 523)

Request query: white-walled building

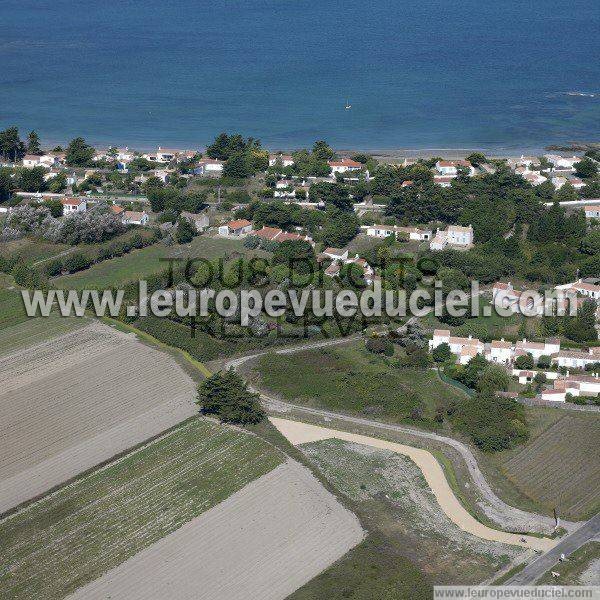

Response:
(269, 154), (294, 168)
(218, 219), (253, 236)
(60, 198), (87, 214)
(584, 206), (600, 220)
(363, 224), (432, 241)
(556, 279), (600, 301)
(181, 211), (210, 232)
(430, 225), (474, 250)
(123, 210), (149, 225)
(434, 160), (475, 177)
(428, 329), (485, 365)
(552, 347), (600, 370)
(328, 158), (363, 175)
(195, 159), (224, 176)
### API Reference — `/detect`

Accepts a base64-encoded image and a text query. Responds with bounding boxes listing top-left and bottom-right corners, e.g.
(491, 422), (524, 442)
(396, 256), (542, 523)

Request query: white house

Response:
(541, 389), (567, 402)
(515, 338), (561, 362)
(551, 176), (569, 190)
(552, 347), (600, 369)
(556, 279), (600, 301)
(181, 211), (210, 232)
(584, 206), (600, 220)
(434, 160), (475, 177)
(544, 155), (580, 172)
(123, 210), (149, 226)
(321, 247), (349, 262)
(195, 159), (224, 176)
(328, 158), (363, 175)
(22, 155), (43, 168)
(569, 177), (585, 190)
(154, 147), (179, 163)
(274, 180), (296, 198)
(218, 219), (253, 237)
(429, 329), (484, 365)
(487, 339), (513, 365)
(430, 225), (474, 251)
(269, 154), (294, 168)
(522, 171), (547, 186)
(61, 198), (87, 214)
(492, 282), (521, 314)
(364, 224), (431, 241)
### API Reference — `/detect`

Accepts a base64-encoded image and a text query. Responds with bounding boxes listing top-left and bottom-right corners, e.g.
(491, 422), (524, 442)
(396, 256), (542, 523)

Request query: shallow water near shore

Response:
(1, 0), (599, 151)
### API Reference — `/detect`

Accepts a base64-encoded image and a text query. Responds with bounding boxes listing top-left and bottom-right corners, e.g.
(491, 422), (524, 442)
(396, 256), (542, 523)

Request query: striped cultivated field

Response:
(0, 419), (284, 600)
(0, 319), (197, 513)
(501, 414), (600, 518)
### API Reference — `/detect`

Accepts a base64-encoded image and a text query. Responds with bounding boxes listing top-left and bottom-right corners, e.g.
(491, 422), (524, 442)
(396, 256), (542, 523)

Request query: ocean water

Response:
(1, 0), (599, 152)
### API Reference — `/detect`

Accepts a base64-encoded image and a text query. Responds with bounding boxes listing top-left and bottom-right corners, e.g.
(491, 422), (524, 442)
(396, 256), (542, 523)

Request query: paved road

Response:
(504, 512), (600, 585)
(226, 337), (575, 536)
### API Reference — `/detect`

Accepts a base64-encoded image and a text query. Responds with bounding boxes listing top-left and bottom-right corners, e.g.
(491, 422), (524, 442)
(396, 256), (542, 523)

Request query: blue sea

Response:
(1, 0), (599, 152)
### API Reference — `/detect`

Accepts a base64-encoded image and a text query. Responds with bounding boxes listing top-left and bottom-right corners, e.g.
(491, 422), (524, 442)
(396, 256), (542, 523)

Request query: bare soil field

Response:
(0, 319), (197, 513)
(498, 413), (600, 519)
(67, 459), (363, 600)
(0, 419), (283, 600)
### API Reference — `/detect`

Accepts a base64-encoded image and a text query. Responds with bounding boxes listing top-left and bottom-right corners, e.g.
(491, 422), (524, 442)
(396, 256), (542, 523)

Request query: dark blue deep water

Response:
(1, 0), (599, 151)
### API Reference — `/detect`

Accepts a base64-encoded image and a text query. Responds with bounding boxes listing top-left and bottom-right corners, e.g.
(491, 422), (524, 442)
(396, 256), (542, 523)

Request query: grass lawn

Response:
(0, 418), (283, 600)
(53, 236), (254, 289)
(423, 300), (526, 342)
(249, 343), (467, 425)
(290, 438), (516, 596)
(537, 542), (600, 585)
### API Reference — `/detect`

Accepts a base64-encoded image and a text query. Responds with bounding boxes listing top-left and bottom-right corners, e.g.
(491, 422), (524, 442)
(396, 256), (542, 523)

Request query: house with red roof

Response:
(328, 158), (363, 175)
(61, 197), (87, 214)
(218, 219), (253, 237)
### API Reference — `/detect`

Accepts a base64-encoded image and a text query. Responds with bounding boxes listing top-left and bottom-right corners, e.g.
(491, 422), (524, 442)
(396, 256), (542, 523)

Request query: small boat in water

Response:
(345, 99), (352, 109)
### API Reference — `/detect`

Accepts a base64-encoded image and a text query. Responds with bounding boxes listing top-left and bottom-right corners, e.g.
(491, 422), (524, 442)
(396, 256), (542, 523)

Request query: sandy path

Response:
(0, 321), (197, 513)
(67, 459), (364, 600)
(269, 417), (557, 552)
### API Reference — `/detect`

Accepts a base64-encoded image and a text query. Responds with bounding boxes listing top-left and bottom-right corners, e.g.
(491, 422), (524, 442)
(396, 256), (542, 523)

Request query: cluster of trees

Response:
(441, 353), (529, 452)
(3, 203), (127, 245)
(144, 177), (207, 215)
(542, 299), (598, 343)
(196, 369), (265, 424)
(236, 199), (359, 248)
(206, 133), (269, 178)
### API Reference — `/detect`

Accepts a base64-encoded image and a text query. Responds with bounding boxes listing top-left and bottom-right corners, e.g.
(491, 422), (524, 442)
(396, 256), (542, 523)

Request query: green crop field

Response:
(0, 418), (283, 600)
(493, 412), (600, 519)
(249, 343), (467, 425)
(53, 236), (252, 289)
(0, 315), (88, 356)
(0, 289), (30, 330)
(0, 238), (71, 265)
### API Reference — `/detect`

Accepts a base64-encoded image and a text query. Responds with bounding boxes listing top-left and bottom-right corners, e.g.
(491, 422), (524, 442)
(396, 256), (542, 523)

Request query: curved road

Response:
(225, 336), (577, 536)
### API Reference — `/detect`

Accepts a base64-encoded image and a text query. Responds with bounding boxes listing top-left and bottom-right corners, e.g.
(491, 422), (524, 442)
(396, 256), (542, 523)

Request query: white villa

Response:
(123, 211), (149, 226)
(269, 154), (294, 168)
(328, 158), (363, 175)
(434, 160), (475, 177)
(195, 158), (224, 176)
(556, 280), (600, 302)
(585, 206), (600, 220)
(218, 219), (253, 237)
(429, 225), (474, 251)
(363, 224), (432, 241)
(61, 198), (87, 214)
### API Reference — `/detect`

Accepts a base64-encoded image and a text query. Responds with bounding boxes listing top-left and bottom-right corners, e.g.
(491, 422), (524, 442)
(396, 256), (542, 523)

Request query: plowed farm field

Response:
(499, 413), (600, 519)
(0, 419), (284, 600)
(0, 319), (197, 513)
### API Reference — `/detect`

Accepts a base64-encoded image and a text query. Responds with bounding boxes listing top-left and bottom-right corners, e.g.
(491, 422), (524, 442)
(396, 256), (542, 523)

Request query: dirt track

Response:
(270, 417), (557, 552)
(0, 321), (197, 513)
(67, 459), (364, 600)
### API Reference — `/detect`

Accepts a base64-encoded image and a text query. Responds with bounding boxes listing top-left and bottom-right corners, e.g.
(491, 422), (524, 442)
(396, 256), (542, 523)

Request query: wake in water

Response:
(564, 91), (596, 98)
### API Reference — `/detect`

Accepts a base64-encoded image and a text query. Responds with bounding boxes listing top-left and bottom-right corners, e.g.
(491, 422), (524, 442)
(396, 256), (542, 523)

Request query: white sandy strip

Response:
(269, 417), (557, 552)
(68, 460), (364, 600)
